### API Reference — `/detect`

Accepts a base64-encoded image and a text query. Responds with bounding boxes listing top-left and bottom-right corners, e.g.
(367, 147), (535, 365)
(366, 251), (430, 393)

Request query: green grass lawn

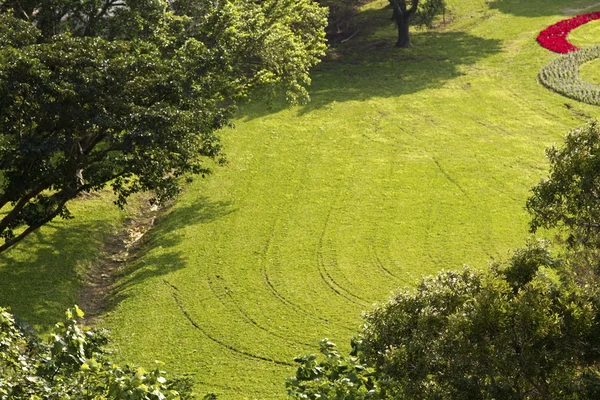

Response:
(2, 0), (600, 398)
(0, 192), (128, 330)
(569, 19), (600, 48)
(580, 58), (600, 84)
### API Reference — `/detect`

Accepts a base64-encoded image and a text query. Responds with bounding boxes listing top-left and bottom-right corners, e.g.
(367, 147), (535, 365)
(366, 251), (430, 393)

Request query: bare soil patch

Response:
(78, 196), (163, 324)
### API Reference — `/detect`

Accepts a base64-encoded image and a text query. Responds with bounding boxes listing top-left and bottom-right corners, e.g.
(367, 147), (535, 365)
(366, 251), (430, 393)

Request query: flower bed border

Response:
(537, 12), (600, 53)
(538, 44), (600, 105)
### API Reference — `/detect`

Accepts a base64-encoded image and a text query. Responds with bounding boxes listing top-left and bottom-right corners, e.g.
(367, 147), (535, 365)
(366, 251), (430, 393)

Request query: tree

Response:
(288, 241), (600, 399)
(388, 0), (446, 47)
(527, 121), (600, 251)
(286, 339), (378, 399)
(0, 306), (196, 399)
(0, 0), (327, 253)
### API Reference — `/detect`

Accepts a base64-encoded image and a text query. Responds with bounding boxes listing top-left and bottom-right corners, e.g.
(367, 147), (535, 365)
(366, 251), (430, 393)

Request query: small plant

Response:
(0, 306), (194, 399)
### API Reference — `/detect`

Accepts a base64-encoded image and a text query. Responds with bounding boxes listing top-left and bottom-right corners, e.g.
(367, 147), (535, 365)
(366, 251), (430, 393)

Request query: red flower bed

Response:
(537, 11), (600, 53)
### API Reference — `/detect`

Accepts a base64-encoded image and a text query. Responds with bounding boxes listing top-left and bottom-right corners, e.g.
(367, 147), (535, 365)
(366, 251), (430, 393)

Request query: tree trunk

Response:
(394, 10), (411, 48)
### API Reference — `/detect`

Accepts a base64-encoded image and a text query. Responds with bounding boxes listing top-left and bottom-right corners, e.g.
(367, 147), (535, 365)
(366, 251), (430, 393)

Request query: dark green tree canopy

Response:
(288, 241), (600, 399)
(0, 0), (327, 252)
(527, 121), (600, 249)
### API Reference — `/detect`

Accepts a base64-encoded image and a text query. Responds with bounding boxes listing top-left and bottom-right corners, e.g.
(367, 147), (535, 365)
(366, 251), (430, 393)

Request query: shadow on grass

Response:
(488, 0), (599, 16)
(104, 197), (234, 313)
(240, 29), (502, 120)
(0, 219), (114, 330)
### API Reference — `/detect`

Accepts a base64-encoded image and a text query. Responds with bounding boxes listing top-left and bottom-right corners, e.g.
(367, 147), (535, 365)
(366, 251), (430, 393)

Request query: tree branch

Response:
(0, 184), (47, 237)
(0, 192), (72, 253)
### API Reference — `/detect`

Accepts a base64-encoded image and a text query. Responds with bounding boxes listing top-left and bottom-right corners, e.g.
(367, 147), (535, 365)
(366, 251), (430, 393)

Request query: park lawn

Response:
(580, 58), (600, 85)
(99, 1), (600, 398)
(1, 0), (600, 398)
(0, 192), (129, 331)
(569, 18), (600, 48)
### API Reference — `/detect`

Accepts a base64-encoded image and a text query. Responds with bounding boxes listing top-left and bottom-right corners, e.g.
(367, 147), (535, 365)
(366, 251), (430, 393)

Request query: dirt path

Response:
(563, 2), (600, 14)
(78, 196), (163, 324)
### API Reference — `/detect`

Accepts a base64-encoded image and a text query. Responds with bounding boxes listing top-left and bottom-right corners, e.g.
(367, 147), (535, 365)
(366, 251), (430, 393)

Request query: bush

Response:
(0, 306), (194, 399)
(527, 121), (600, 250)
(288, 241), (600, 399)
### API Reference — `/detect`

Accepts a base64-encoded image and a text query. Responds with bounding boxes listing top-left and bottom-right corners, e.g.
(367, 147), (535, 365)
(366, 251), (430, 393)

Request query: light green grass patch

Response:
(580, 57), (600, 84)
(569, 18), (600, 48)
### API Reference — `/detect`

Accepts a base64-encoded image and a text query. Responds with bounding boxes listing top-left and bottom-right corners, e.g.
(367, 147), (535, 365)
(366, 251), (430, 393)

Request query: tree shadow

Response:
(0, 196), (234, 330)
(487, 0), (600, 17)
(0, 218), (114, 330)
(239, 29), (502, 121)
(104, 197), (235, 313)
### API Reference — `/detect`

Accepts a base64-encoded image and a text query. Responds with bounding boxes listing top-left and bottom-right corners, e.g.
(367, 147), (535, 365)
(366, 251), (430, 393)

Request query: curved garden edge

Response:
(537, 11), (600, 53)
(538, 44), (600, 106)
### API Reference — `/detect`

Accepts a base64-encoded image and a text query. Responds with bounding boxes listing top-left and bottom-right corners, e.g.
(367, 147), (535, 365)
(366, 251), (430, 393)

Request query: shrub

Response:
(0, 306), (194, 399)
(538, 45), (600, 106)
(289, 241), (600, 399)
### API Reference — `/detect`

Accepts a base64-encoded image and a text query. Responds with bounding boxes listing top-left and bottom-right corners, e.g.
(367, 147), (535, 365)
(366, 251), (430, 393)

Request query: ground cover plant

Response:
(538, 45), (600, 105)
(3, 0), (600, 398)
(536, 11), (600, 53)
(537, 12), (600, 105)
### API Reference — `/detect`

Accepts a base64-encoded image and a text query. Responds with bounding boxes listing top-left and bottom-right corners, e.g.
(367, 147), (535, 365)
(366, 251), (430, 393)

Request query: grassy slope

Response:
(4, 0), (598, 398)
(0, 193), (128, 331)
(102, 1), (600, 398)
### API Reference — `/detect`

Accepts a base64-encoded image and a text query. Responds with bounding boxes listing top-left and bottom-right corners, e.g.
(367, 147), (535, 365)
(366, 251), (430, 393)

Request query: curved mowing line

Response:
(316, 208), (369, 307)
(537, 11), (600, 53)
(432, 157), (471, 201)
(207, 275), (314, 347)
(373, 248), (399, 280)
(163, 279), (294, 367)
(259, 221), (354, 330)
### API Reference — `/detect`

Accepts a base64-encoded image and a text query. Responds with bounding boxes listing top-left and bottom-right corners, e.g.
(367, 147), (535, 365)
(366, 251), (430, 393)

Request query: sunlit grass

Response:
(2, 0), (600, 399)
(580, 58), (600, 85)
(569, 19), (600, 48)
(100, 1), (600, 399)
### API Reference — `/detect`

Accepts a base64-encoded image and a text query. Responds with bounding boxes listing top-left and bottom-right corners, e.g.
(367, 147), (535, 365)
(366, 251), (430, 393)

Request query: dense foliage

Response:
(538, 45), (600, 106)
(0, 0), (327, 253)
(528, 121), (600, 248)
(0, 306), (194, 399)
(289, 241), (600, 399)
(287, 339), (378, 399)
